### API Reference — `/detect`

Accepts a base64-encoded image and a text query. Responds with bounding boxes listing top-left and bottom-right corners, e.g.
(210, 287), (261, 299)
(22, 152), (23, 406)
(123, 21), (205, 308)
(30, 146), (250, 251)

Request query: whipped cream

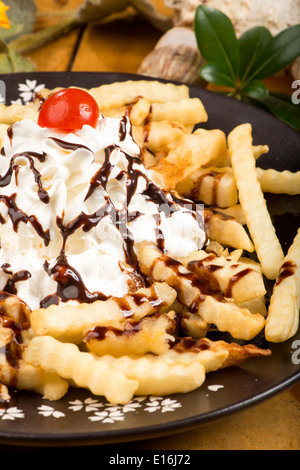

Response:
(0, 115), (206, 310)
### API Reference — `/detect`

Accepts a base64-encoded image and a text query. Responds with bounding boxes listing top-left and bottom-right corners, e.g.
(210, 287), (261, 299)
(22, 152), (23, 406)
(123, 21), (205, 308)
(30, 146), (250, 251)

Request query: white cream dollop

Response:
(0, 116), (206, 310)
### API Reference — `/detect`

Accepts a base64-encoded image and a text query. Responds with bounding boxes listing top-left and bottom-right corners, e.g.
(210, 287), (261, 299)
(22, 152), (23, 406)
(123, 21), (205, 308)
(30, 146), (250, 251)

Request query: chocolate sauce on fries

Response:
(0, 121), (205, 308)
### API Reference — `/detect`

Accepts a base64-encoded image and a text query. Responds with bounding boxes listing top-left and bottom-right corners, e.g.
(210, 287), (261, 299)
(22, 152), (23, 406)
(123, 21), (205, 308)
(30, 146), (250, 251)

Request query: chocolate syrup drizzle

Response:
(0, 119), (205, 308)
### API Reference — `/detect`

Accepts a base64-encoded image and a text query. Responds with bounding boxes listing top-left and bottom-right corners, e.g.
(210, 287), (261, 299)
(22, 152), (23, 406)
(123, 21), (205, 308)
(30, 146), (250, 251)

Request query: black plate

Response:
(0, 72), (299, 447)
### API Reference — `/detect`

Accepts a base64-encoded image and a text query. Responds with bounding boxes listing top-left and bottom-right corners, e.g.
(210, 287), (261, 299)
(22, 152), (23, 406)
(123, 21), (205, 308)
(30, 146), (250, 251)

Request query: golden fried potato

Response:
(136, 244), (265, 341)
(180, 249), (266, 303)
(265, 228), (300, 342)
(23, 336), (139, 404)
(84, 313), (177, 357)
(204, 208), (254, 252)
(30, 282), (177, 343)
(228, 124), (284, 279)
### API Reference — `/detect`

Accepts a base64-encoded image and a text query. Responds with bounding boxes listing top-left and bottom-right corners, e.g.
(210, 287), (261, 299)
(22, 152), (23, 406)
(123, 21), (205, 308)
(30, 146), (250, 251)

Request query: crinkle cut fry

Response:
(89, 80), (190, 110)
(136, 244), (265, 341)
(228, 123), (284, 279)
(30, 282), (177, 342)
(23, 336), (139, 405)
(94, 336), (270, 396)
(265, 228), (300, 342)
(179, 249), (266, 303)
(93, 352), (207, 396)
(165, 337), (271, 370)
(175, 166), (238, 208)
(84, 312), (177, 357)
(0, 359), (69, 401)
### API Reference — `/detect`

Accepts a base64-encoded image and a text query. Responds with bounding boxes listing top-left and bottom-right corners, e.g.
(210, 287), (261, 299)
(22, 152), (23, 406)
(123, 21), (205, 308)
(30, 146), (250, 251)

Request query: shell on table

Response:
(138, 26), (204, 85)
(139, 0), (300, 83)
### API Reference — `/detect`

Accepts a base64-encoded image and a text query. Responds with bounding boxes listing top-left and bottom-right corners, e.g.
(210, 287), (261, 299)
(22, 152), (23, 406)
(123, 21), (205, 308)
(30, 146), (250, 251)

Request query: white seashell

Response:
(164, 0), (300, 36)
(139, 1), (300, 84)
(138, 27), (205, 84)
(154, 26), (198, 50)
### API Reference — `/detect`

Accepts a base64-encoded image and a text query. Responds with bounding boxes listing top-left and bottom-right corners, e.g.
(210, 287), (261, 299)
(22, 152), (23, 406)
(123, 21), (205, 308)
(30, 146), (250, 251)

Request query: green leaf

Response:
(256, 92), (300, 131)
(238, 26), (272, 84)
(242, 80), (269, 100)
(0, 49), (36, 73)
(0, 0), (37, 42)
(199, 63), (235, 88)
(194, 5), (239, 85)
(246, 25), (300, 81)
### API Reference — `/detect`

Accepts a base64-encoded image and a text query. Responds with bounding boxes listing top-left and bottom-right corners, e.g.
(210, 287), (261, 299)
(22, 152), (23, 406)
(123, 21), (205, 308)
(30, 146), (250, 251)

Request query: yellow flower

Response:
(0, 1), (10, 29)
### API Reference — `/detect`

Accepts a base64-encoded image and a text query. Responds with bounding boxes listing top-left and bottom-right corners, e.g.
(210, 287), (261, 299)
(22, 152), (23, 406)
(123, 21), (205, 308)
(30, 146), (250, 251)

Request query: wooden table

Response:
(2, 0), (299, 451)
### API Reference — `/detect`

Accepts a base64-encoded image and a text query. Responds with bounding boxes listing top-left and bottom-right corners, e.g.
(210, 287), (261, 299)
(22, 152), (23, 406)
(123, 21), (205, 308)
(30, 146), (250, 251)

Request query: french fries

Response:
(30, 282), (177, 343)
(0, 78), (298, 407)
(228, 123), (284, 280)
(84, 312), (177, 357)
(95, 352), (207, 396)
(179, 249), (266, 303)
(257, 168), (300, 195)
(0, 359), (69, 401)
(204, 208), (254, 252)
(176, 166), (238, 208)
(89, 80), (190, 110)
(136, 243), (266, 341)
(150, 129), (228, 190)
(265, 229), (300, 342)
(23, 336), (139, 404)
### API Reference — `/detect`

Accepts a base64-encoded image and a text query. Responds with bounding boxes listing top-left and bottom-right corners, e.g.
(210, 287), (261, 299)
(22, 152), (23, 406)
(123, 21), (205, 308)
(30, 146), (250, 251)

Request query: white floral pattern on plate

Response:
(11, 79), (45, 105)
(0, 395), (185, 423)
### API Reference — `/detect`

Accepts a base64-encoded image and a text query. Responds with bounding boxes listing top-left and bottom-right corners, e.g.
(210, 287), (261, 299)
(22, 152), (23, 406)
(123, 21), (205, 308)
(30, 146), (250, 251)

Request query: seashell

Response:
(164, 0), (300, 36)
(163, 0), (300, 81)
(291, 57), (300, 80)
(138, 26), (205, 84)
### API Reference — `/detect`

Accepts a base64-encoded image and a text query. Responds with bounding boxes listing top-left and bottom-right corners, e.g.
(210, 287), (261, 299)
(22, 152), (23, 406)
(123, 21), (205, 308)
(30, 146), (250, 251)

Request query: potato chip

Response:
(0, 382), (10, 403)
(209, 204), (246, 226)
(0, 325), (13, 346)
(143, 120), (187, 153)
(0, 102), (39, 124)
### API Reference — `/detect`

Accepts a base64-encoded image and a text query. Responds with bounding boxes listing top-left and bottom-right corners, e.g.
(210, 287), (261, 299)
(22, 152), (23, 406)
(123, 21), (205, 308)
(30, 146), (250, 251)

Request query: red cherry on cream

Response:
(38, 88), (100, 131)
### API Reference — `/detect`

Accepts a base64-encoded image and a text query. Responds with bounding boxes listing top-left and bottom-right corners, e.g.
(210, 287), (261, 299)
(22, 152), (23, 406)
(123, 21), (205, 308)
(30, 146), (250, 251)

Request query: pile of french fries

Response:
(0, 80), (299, 405)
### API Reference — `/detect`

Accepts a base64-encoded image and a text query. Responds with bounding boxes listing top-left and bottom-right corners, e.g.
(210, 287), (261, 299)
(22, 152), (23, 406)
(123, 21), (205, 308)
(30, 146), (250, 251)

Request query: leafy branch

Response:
(194, 5), (300, 131)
